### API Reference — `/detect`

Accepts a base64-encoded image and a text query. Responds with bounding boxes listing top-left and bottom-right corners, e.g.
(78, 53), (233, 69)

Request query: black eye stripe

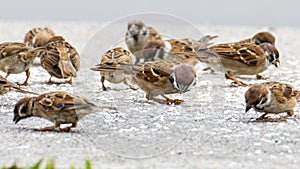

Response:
(20, 105), (27, 114)
(260, 97), (267, 104)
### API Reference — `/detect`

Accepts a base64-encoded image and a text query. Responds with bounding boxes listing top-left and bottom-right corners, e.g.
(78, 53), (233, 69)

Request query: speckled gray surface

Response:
(0, 18), (300, 169)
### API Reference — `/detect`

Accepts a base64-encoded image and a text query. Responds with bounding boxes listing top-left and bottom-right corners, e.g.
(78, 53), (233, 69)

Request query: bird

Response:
(0, 75), (37, 95)
(125, 20), (162, 63)
(13, 91), (116, 132)
(245, 81), (300, 122)
(237, 31), (276, 45)
(0, 42), (40, 85)
(196, 42), (280, 86)
(38, 36), (80, 84)
(97, 47), (137, 90)
(24, 27), (56, 48)
(142, 35), (218, 67)
(92, 60), (197, 105)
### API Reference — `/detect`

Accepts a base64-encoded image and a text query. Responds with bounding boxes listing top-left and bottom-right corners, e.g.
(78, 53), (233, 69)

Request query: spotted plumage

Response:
(98, 47), (137, 90)
(92, 60), (197, 105)
(39, 36), (80, 84)
(13, 91), (115, 131)
(24, 27), (55, 47)
(245, 82), (300, 122)
(196, 42), (279, 86)
(0, 42), (40, 85)
(125, 20), (162, 63)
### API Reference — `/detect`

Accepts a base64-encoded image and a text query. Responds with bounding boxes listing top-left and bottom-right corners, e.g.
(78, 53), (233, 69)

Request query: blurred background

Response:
(1, 0), (299, 27)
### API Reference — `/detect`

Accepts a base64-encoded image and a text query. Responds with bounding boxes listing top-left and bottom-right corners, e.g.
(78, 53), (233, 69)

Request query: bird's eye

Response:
(169, 76), (174, 84)
(20, 105), (27, 115)
(176, 83), (180, 89)
(253, 100), (260, 106)
(192, 80), (197, 86)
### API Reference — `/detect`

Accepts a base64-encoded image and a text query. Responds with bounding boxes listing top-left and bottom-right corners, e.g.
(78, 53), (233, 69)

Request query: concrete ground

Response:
(0, 17), (300, 168)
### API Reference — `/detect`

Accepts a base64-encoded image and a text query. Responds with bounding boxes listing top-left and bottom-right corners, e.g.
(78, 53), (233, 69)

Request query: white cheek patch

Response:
(164, 41), (172, 52)
(18, 104), (25, 116)
(141, 27), (148, 35)
(170, 73), (179, 90)
(256, 89), (272, 109)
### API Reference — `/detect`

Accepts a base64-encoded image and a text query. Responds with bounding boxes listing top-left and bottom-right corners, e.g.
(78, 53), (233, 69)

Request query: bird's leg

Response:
(124, 78), (138, 90)
(60, 122), (77, 132)
(202, 67), (215, 73)
(101, 75), (108, 91)
(146, 92), (166, 104)
(16, 70), (30, 86)
(225, 73), (248, 87)
(47, 76), (54, 84)
(266, 110), (295, 122)
(34, 126), (56, 132)
(5, 72), (10, 78)
(255, 113), (269, 121)
(161, 95), (184, 105)
(255, 112), (292, 122)
(264, 116), (289, 122)
(65, 77), (73, 84)
(256, 74), (268, 80)
(34, 120), (60, 131)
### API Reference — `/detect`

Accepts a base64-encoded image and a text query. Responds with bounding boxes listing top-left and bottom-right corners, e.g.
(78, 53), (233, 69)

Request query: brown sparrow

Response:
(125, 20), (162, 63)
(197, 42), (280, 86)
(24, 27), (56, 47)
(0, 42), (40, 85)
(142, 35), (217, 67)
(238, 31), (276, 45)
(92, 61), (197, 105)
(13, 91), (116, 131)
(245, 82), (300, 122)
(38, 36), (80, 84)
(0, 75), (37, 95)
(97, 47), (137, 90)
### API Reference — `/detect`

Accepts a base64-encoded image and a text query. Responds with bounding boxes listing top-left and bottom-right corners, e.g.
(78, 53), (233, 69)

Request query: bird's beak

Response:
(274, 60), (280, 68)
(13, 115), (20, 124)
(245, 104), (253, 113)
(179, 85), (189, 94)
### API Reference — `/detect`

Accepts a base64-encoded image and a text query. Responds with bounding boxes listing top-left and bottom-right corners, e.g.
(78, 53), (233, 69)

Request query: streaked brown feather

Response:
(24, 27), (55, 47)
(40, 36), (80, 79)
(132, 61), (176, 85)
(213, 43), (265, 66)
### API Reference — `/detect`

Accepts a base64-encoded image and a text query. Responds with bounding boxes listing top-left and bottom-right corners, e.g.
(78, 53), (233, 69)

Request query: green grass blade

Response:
(85, 160), (92, 169)
(26, 159), (43, 169)
(45, 160), (54, 169)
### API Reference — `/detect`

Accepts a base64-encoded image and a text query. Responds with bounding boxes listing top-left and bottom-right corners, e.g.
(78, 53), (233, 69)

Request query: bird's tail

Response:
(189, 35), (219, 52)
(197, 35), (218, 48)
(12, 86), (38, 95)
(90, 63), (135, 75)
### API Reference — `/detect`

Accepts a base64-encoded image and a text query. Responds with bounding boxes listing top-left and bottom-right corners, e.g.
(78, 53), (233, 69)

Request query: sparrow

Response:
(13, 91), (116, 131)
(142, 35), (218, 67)
(97, 47), (137, 91)
(125, 20), (162, 63)
(238, 31), (276, 45)
(38, 36), (80, 84)
(24, 27), (56, 48)
(0, 75), (37, 95)
(92, 61), (197, 105)
(196, 42), (280, 86)
(245, 82), (300, 122)
(0, 42), (40, 85)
